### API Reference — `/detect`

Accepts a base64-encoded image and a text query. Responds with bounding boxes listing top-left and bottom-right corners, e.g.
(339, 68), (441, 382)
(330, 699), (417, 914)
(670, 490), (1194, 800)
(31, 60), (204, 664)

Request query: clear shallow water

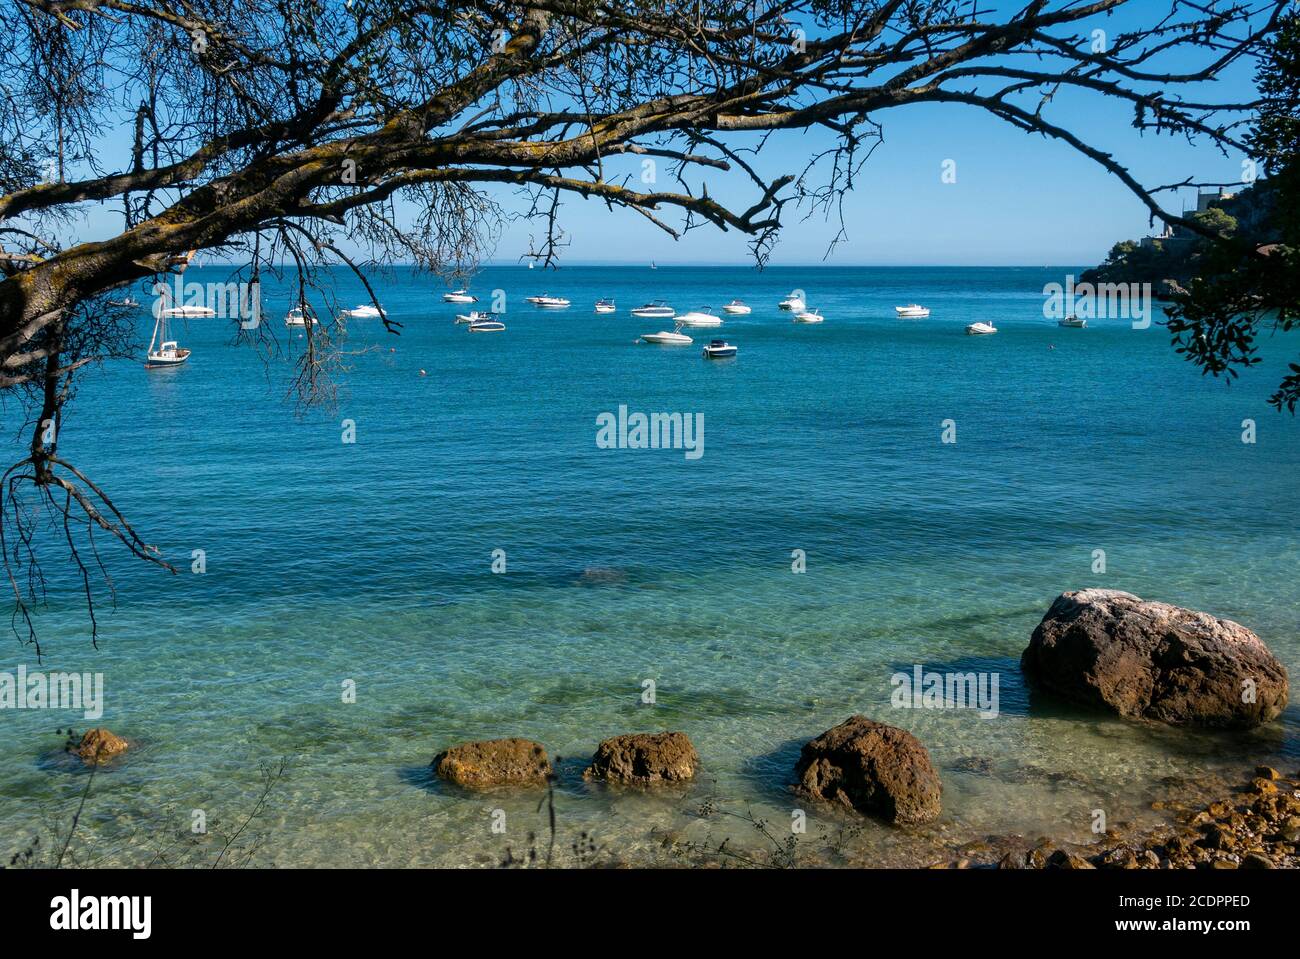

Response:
(2, 265), (1298, 867)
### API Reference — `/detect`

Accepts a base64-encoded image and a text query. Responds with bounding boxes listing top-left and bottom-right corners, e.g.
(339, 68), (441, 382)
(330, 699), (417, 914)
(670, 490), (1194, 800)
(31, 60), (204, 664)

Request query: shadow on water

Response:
(734, 736), (806, 806)
(885, 655), (1028, 718)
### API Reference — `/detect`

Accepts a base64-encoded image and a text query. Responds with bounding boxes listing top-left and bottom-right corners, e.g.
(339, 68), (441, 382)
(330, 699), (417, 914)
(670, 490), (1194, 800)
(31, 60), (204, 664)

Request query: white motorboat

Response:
(778, 292), (806, 312)
(640, 325), (692, 345)
(630, 300), (675, 319)
(594, 298), (616, 314)
(145, 310), (191, 368)
(966, 321), (997, 335)
(721, 300), (751, 315)
(442, 290), (477, 304)
(162, 304), (216, 318)
(110, 296), (139, 307)
(702, 339), (737, 359)
(793, 309), (824, 323)
(468, 318), (506, 332)
(677, 307), (722, 328)
(456, 310), (497, 324)
(1058, 315), (1087, 328)
(534, 295), (570, 309)
(285, 306), (319, 328)
(895, 304), (930, 318)
(341, 304), (386, 319)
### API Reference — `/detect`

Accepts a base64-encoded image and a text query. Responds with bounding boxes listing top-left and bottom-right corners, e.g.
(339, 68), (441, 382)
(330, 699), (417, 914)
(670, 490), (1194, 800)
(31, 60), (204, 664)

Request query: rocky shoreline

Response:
(934, 766), (1300, 870)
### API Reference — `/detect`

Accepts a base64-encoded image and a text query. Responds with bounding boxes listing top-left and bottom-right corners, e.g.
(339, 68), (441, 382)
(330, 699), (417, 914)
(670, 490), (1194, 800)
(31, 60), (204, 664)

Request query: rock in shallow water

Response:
(792, 715), (942, 825)
(432, 738), (552, 789)
(1021, 589), (1288, 729)
(582, 731), (698, 785)
(76, 728), (128, 765)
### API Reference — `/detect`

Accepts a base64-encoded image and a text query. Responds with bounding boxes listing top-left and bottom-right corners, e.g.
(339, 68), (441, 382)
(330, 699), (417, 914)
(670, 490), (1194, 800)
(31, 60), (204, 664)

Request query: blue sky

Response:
(67, 4), (1265, 268)
(483, 98), (1255, 266)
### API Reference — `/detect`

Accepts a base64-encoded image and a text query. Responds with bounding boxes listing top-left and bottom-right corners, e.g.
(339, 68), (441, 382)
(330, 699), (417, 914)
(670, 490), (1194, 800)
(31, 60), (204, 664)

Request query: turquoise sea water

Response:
(2, 264), (1298, 867)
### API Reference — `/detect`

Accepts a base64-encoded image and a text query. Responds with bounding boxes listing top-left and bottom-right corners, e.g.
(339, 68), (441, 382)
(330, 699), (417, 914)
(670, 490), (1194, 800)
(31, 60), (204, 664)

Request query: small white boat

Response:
(145, 311), (191, 368)
(341, 304), (386, 319)
(468, 318), (506, 333)
(702, 339), (737, 359)
(966, 321), (997, 335)
(778, 292), (806, 312)
(793, 309), (824, 323)
(285, 306), (319, 328)
(895, 304), (930, 318)
(111, 296), (139, 307)
(456, 310), (497, 324)
(677, 307), (722, 328)
(443, 290), (477, 304)
(640, 325), (692, 345)
(721, 300), (751, 315)
(534, 295), (570, 309)
(630, 300), (675, 319)
(594, 299), (616, 314)
(1058, 316), (1087, 328)
(162, 304), (216, 318)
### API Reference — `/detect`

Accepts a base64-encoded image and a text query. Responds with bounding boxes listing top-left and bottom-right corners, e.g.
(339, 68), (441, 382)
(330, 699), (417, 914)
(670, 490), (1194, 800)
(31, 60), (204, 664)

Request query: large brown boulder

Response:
(793, 716), (942, 825)
(582, 732), (698, 785)
(1022, 589), (1288, 729)
(432, 738), (552, 789)
(76, 728), (128, 765)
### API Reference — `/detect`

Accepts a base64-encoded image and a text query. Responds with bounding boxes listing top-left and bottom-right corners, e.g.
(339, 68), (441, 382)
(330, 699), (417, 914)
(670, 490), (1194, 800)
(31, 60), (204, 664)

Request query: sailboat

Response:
(145, 308), (191, 368)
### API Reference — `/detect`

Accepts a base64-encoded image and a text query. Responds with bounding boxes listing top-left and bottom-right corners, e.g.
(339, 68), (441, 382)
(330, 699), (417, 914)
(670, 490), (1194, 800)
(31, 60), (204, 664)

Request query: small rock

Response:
(583, 731), (698, 785)
(1199, 822), (1235, 851)
(76, 728), (128, 765)
(792, 715), (942, 825)
(1241, 852), (1275, 869)
(1045, 849), (1095, 869)
(432, 738), (552, 789)
(1255, 765), (1281, 781)
(1097, 847), (1139, 869)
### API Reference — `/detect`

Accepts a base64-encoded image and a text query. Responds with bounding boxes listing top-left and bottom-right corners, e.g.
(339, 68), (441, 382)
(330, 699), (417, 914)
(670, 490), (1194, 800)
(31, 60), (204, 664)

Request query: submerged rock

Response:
(792, 715), (942, 825)
(583, 732), (698, 785)
(1021, 589), (1288, 728)
(432, 738), (552, 789)
(574, 566), (628, 586)
(76, 728), (128, 765)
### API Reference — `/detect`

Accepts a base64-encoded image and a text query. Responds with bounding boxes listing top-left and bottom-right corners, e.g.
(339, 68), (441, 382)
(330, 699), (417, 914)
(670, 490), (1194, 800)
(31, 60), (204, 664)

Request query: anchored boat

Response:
(677, 307), (723, 328)
(285, 306), (318, 327)
(145, 309), (191, 368)
(630, 300), (675, 319)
